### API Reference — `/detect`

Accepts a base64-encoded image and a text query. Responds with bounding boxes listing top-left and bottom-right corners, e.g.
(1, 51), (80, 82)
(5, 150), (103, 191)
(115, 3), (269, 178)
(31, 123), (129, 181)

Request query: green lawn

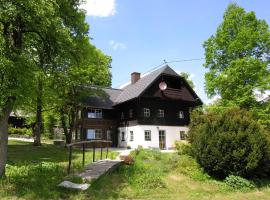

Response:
(1, 141), (270, 200)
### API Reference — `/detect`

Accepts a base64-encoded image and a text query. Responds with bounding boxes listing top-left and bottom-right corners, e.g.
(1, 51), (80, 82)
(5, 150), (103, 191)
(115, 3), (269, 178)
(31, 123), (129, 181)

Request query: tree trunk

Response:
(0, 97), (16, 177)
(34, 78), (43, 146)
(60, 108), (71, 144)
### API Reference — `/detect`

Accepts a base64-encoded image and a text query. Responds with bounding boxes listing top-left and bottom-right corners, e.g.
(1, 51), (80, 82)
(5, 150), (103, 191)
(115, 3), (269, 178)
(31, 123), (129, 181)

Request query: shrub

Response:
(8, 127), (32, 137)
(224, 175), (255, 191)
(175, 141), (192, 155)
(189, 108), (270, 179)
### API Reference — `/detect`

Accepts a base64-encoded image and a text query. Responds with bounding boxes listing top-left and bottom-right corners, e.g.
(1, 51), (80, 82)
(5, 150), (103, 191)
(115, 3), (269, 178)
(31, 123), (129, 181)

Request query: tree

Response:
(53, 42), (112, 144)
(180, 72), (195, 89)
(203, 3), (270, 108)
(0, 0), (89, 176)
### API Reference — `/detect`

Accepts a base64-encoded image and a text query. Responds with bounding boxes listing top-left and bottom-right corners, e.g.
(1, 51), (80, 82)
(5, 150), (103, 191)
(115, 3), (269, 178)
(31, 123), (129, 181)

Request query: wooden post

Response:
(100, 146), (103, 160)
(93, 142), (95, 162)
(68, 146), (72, 174)
(82, 143), (85, 167)
(106, 141), (109, 159)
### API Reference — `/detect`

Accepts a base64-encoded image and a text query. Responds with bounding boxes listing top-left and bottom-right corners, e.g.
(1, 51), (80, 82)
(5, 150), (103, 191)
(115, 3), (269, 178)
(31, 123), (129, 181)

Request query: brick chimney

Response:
(131, 72), (141, 84)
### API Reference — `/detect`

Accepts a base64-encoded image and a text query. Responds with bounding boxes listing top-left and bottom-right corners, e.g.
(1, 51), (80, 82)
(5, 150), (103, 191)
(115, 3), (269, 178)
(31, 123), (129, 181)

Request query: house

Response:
(76, 65), (202, 149)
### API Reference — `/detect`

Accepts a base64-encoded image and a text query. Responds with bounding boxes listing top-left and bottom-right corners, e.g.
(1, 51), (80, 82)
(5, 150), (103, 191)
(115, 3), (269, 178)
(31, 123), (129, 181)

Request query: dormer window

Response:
(121, 112), (124, 120)
(88, 108), (102, 119)
(157, 109), (164, 118)
(129, 109), (133, 118)
(143, 108), (150, 117)
(178, 111), (184, 119)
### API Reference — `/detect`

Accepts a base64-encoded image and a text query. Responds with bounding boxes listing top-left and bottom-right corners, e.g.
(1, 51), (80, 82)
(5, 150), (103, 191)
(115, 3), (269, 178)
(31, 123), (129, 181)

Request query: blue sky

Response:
(82, 0), (270, 103)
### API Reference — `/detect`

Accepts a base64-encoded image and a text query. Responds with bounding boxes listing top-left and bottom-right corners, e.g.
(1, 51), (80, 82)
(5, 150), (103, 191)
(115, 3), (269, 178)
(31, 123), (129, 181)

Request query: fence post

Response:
(106, 141), (109, 159)
(93, 142), (95, 162)
(100, 145), (103, 160)
(68, 146), (72, 174)
(82, 143), (85, 167)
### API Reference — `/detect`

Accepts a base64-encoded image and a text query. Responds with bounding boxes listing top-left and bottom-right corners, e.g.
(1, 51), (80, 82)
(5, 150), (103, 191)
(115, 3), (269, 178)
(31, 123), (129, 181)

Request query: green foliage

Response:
(43, 112), (58, 139)
(8, 127), (32, 137)
(122, 149), (167, 190)
(179, 72), (195, 89)
(203, 3), (270, 108)
(172, 155), (211, 181)
(224, 175), (255, 191)
(189, 107), (270, 179)
(175, 141), (192, 156)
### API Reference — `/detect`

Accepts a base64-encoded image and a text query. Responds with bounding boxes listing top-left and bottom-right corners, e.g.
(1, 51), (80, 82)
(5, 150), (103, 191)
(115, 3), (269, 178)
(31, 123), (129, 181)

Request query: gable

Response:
(141, 74), (202, 105)
(114, 65), (179, 105)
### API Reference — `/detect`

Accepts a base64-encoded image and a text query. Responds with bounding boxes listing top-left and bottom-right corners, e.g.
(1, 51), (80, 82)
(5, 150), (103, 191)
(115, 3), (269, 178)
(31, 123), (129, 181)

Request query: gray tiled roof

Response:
(82, 65), (192, 108)
(81, 88), (122, 109)
(114, 65), (179, 104)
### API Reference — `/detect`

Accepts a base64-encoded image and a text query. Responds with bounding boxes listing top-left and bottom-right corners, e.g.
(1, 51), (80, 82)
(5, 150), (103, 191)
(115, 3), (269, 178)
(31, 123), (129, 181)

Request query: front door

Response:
(159, 130), (166, 149)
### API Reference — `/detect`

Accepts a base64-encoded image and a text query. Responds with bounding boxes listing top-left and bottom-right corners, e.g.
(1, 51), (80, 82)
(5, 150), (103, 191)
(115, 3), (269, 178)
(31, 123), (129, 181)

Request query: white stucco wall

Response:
(118, 125), (189, 149)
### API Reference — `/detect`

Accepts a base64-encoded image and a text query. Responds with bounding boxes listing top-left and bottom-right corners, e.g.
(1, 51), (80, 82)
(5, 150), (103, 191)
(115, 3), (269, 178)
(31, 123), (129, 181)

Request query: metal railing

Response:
(66, 140), (112, 174)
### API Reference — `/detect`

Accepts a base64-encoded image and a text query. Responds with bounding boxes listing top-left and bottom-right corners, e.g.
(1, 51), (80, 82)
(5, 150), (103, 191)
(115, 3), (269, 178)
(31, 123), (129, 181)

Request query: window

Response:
(87, 129), (95, 139)
(88, 108), (102, 119)
(180, 131), (186, 140)
(144, 108), (150, 117)
(144, 130), (151, 141)
(95, 129), (102, 139)
(130, 131), (134, 141)
(121, 132), (125, 141)
(121, 112), (124, 120)
(87, 129), (102, 139)
(157, 109), (164, 118)
(107, 130), (111, 140)
(178, 111), (184, 119)
(129, 109), (133, 118)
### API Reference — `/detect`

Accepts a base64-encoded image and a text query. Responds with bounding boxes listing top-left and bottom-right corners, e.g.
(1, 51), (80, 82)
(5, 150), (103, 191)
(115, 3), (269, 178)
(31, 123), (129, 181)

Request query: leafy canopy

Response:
(203, 3), (270, 108)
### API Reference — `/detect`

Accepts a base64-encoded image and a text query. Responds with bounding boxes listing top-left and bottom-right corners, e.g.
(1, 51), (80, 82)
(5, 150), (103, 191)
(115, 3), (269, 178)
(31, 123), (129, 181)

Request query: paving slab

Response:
(58, 181), (90, 190)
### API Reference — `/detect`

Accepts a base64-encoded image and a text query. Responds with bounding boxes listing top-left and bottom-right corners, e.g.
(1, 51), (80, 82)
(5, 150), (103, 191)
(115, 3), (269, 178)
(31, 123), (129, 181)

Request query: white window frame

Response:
(87, 129), (95, 140)
(107, 130), (111, 140)
(180, 131), (186, 140)
(129, 109), (133, 118)
(157, 109), (164, 118)
(130, 131), (134, 141)
(87, 129), (102, 140)
(88, 108), (102, 119)
(144, 108), (150, 117)
(95, 129), (102, 139)
(144, 130), (151, 141)
(178, 111), (184, 119)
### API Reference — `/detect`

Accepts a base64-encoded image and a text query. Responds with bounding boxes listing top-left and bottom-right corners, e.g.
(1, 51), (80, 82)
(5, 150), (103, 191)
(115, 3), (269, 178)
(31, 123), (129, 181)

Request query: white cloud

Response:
(80, 0), (116, 17)
(109, 40), (126, 50)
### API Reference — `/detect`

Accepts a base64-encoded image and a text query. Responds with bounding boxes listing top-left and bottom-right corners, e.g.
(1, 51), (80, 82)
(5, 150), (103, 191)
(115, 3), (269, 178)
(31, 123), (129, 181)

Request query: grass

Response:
(1, 142), (270, 200)
(0, 140), (118, 200)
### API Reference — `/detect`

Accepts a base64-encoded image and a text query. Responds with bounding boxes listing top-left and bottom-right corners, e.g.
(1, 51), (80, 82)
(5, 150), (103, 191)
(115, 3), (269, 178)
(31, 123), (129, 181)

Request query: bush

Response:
(189, 108), (270, 179)
(175, 141), (192, 155)
(224, 175), (255, 191)
(8, 127), (32, 137)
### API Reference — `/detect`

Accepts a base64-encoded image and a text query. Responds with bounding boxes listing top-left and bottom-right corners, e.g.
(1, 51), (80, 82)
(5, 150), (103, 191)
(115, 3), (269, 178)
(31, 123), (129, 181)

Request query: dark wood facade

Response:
(76, 67), (202, 146)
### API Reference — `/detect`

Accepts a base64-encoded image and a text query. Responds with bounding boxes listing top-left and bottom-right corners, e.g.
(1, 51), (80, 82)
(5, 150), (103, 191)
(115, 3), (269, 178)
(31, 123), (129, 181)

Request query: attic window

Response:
(121, 112), (124, 120)
(178, 111), (184, 119)
(143, 108), (150, 117)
